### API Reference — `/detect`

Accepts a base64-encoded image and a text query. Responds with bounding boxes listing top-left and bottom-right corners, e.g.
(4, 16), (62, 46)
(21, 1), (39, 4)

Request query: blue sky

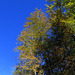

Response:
(0, 0), (46, 75)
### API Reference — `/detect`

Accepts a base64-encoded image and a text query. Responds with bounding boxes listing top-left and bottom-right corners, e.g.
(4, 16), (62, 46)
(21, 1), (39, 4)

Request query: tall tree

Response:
(39, 0), (75, 74)
(14, 0), (75, 75)
(14, 9), (50, 75)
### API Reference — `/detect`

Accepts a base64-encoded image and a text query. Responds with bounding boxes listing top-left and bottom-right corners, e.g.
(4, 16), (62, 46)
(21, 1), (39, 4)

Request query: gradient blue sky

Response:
(0, 0), (47, 75)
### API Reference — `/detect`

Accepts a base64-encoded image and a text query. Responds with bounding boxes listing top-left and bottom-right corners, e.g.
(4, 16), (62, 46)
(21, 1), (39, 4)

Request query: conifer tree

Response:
(14, 0), (75, 75)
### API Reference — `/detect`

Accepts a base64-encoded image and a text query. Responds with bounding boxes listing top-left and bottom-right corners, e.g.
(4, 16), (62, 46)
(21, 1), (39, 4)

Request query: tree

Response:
(14, 9), (50, 75)
(40, 0), (75, 74)
(14, 0), (75, 75)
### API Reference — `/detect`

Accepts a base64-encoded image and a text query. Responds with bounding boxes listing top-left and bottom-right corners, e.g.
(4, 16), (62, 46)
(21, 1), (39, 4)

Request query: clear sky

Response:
(0, 0), (46, 75)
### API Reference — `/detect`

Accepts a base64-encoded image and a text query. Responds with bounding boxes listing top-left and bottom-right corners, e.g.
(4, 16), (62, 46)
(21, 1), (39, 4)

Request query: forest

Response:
(13, 0), (75, 75)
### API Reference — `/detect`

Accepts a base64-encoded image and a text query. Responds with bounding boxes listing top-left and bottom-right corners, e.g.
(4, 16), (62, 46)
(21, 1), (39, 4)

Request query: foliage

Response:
(14, 0), (75, 75)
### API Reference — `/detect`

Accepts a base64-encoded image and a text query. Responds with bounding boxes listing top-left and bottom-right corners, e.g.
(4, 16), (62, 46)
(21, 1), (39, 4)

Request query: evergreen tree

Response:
(14, 0), (75, 75)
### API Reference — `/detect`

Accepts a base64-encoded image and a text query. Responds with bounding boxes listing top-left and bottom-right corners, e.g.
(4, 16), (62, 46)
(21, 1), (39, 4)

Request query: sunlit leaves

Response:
(14, 0), (75, 75)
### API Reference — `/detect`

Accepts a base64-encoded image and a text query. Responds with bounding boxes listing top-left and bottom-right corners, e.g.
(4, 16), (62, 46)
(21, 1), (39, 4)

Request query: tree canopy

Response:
(14, 0), (75, 75)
